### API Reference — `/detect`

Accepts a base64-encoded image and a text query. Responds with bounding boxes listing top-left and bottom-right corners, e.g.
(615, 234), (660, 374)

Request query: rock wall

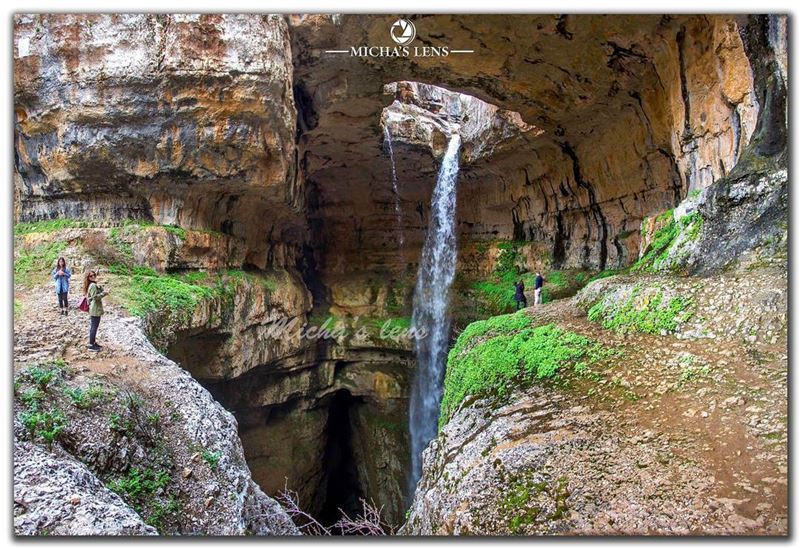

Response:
(14, 14), (300, 269)
(13, 280), (300, 535)
(289, 14), (763, 276)
(13, 13), (787, 534)
(13, 13), (780, 296)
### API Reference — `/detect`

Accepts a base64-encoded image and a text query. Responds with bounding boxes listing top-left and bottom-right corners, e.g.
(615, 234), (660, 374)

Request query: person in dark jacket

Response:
(83, 270), (109, 351)
(513, 280), (527, 310)
(52, 257), (71, 316)
(534, 271), (544, 305)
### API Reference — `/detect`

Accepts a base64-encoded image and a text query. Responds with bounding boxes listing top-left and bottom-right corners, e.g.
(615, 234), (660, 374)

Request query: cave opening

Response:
(318, 389), (365, 528)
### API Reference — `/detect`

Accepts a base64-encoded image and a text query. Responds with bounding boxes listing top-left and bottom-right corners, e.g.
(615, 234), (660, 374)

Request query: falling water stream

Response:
(384, 126), (405, 248)
(408, 133), (462, 497)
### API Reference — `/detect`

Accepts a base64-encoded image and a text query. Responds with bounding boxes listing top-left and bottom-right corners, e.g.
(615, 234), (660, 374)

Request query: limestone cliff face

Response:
(13, 13), (787, 535)
(289, 14), (762, 277)
(14, 13), (773, 306)
(14, 14), (300, 269)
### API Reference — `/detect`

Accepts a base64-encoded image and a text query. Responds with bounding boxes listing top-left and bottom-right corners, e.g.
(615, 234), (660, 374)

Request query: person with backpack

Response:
(52, 257), (71, 316)
(534, 271), (544, 305)
(82, 270), (109, 351)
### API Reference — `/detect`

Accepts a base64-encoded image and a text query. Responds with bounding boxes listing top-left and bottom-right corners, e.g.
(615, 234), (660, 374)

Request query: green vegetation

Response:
(20, 408), (68, 448)
(110, 268), (278, 349)
(116, 271), (216, 319)
(107, 467), (170, 501)
(587, 287), (693, 335)
(162, 225), (186, 240)
(464, 240), (602, 321)
(107, 465), (180, 531)
(633, 210), (703, 272)
(19, 387), (44, 408)
(677, 355), (710, 386)
(470, 241), (529, 316)
(440, 314), (616, 427)
(14, 218), (90, 235)
(14, 356), (180, 533)
(109, 412), (134, 435)
(498, 472), (570, 533)
(202, 450), (222, 470)
(23, 360), (66, 392)
(63, 384), (107, 409)
(15, 361), (72, 448)
(145, 496), (181, 532)
(14, 241), (67, 286)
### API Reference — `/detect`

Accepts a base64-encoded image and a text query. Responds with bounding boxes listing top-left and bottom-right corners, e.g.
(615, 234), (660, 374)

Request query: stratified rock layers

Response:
(13, 13), (786, 533)
(14, 14), (300, 269)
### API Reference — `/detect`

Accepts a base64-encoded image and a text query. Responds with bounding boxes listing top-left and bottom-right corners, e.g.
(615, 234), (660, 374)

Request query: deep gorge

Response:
(13, 13), (787, 534)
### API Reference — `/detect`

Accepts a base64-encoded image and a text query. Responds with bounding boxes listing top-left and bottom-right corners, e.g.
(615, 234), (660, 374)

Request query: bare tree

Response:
(277, 481), (390, 536)
(333, 498), (390, 535)
(276, 482), (331, 536)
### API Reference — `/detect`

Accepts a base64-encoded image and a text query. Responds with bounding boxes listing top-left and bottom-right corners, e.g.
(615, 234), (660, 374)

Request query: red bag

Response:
(78, 296), (89, 312)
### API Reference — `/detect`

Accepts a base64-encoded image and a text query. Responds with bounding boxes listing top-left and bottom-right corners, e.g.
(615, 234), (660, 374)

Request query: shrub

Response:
(63, 384), (106, 409)
(109, 412), (134, 435)
(82, 231), (129, 266)
(107, 467), (171, 503)
(19, 387), (44, 409)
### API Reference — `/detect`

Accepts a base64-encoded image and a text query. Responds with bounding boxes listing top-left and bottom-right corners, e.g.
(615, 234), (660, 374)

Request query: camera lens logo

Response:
(390, 19), (416, 46)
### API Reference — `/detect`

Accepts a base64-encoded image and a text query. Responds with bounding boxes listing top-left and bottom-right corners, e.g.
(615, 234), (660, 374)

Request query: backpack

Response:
(78, 296), (89, 312)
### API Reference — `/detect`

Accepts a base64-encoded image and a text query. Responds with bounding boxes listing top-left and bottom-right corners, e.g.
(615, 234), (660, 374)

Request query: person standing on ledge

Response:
(534, 271), (544, 305)
(52, 257), (71, 316)
(513, 279), (527, 310)
(83, 270), (109, 352)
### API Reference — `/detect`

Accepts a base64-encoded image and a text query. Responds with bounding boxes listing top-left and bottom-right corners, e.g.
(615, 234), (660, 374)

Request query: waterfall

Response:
(408, 133), (462, 496)
(384, 126), (404, 248)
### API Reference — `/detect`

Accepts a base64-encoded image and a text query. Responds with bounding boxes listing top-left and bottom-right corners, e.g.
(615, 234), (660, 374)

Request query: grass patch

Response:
(162, 225), (186, 240)
(14, 241), (68, 286)
(117, 273), (215, 319)
(440, 316), (616, 427)
(14, 218), (92, 235)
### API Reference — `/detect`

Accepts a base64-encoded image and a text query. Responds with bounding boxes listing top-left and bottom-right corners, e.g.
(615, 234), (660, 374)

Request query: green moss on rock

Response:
(587, 286), (693, 335)
(440, 314), (614, 427)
